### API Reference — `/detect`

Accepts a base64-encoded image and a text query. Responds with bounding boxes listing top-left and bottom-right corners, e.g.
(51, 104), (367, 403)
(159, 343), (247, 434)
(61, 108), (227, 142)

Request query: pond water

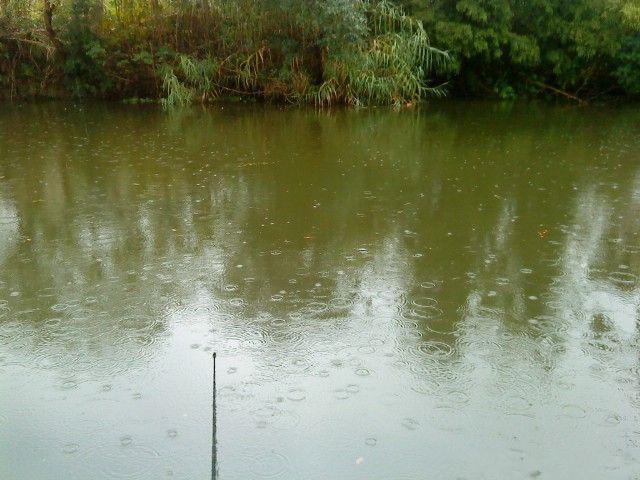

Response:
(0, 102), (638, 479)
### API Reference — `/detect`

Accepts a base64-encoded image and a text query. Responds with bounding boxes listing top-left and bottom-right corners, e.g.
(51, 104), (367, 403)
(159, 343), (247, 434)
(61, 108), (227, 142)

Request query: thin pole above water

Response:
(212, 352), (217, 480)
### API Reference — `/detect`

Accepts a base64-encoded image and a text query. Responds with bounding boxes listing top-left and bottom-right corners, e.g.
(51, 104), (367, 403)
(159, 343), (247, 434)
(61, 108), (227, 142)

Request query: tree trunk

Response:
(310, 44), (327, 85)
(42, 0), (64, 58)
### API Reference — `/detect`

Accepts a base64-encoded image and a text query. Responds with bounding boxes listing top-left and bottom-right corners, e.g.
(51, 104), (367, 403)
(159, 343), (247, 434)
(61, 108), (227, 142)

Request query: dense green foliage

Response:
(399, 0), (640, 99)
(1, 0), (639, 102)
(0, 0), (449, 104)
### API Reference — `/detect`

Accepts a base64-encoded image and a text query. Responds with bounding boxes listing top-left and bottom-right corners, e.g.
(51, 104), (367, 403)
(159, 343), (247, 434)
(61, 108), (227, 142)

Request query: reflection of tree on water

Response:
(0, 194), (19, 267)
(0, 103), (638, 386)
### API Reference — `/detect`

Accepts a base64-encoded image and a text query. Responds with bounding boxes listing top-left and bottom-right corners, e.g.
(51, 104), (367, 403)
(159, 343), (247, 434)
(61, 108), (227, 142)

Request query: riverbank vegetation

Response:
(1, 0), (639, 104)
(0, 0), (450, 105)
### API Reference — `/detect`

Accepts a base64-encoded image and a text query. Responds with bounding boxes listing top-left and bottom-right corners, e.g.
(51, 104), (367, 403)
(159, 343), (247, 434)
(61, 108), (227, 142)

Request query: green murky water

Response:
(0, 102), (638, 479)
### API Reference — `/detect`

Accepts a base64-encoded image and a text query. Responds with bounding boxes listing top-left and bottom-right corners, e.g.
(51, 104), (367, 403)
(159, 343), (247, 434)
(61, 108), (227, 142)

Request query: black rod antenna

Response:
(212, 352), (218, 480)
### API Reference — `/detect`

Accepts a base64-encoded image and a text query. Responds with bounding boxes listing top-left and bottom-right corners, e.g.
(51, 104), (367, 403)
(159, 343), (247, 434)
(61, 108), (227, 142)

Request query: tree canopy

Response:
(399, 0), (640, 98)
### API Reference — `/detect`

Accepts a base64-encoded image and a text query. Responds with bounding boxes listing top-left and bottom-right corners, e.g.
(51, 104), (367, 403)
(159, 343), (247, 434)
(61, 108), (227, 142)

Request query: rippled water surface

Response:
(0, 102), (639, 479)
